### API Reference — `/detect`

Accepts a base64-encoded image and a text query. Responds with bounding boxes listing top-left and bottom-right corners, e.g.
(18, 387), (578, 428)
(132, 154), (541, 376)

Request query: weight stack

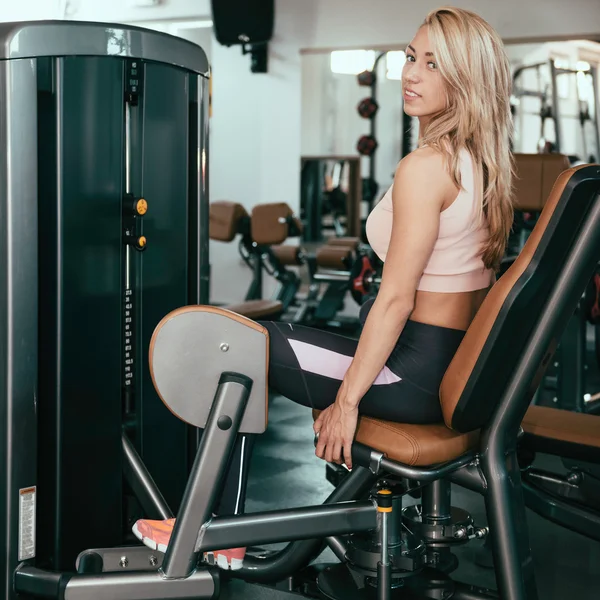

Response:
(0, 21), (210, 598)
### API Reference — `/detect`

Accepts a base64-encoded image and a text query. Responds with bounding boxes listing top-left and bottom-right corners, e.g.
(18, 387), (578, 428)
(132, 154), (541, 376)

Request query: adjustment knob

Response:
(134, 198), (148, 216)
(124, 193), (148, 217)
(124, 235), (147, 251)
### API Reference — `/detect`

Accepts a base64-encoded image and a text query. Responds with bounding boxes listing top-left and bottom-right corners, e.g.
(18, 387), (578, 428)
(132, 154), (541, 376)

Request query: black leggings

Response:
(212, 300), (465, 515)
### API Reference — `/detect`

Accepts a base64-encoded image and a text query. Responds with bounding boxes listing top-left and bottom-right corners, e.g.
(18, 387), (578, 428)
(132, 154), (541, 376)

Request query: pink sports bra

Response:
(365, 147), (494, 293)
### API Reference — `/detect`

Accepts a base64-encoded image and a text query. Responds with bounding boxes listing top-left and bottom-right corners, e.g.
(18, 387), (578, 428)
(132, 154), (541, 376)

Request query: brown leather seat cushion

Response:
(315, 246), (353, 270)
(522, 405), (600, 450)
(312, 410), (479, 466)
(272, 244), (302, 265)
(226, 299), (283, 320)
(327, 405), (600, 470)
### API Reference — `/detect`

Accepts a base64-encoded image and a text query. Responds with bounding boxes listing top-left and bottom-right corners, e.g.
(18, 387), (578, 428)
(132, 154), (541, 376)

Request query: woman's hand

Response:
(314, 399), (359, 470)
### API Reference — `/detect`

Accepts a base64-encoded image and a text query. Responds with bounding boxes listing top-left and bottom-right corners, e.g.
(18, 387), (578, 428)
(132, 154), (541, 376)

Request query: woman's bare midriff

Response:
(409, 287), (490, 331)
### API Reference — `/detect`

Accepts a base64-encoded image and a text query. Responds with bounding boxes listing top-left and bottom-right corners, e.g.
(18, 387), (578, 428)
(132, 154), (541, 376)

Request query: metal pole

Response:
(549, 59), (562, 152)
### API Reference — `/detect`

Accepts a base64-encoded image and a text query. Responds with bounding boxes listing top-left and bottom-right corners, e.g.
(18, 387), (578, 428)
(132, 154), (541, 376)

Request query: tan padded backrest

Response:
(209, 201), (249, 242)
(439, 163), (583, 429)
(513, 153), (570, 212)
(251, 203), (294, 245)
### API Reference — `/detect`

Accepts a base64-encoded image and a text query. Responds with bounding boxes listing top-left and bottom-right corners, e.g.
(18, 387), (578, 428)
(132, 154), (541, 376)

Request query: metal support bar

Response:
(422, 479), (452, 521)
(378, 451), (477, 482)
(245, 247), (264, 301)
(161, 373), (252, 580)
(549, 59), (562, 152)
(556, 306), (586, 412)
(14, 564), (217, 600)
(325, 536), (348, 562)
(482, 449), (538, 600)
(313, 270), (352, 283)
(238, 464), (378, 582)
(121, 433), (173, 520)
(196, 501), (376, 552)
(447, 461), (488, 495)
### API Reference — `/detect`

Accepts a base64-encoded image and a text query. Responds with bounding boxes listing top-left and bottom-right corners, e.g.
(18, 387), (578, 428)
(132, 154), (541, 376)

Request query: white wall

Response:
(64, 0), (210, 23)
(0, 0), (64, 20)
(306, 0), (600, 50)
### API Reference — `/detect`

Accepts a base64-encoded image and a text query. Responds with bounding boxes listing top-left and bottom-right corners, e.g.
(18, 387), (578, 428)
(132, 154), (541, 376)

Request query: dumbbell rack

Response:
(356, 52), (386, 214)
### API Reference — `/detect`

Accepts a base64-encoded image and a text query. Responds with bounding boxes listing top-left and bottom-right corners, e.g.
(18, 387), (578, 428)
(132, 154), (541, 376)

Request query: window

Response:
(386, 51), (406, 80)
(330, 50), (376, 75)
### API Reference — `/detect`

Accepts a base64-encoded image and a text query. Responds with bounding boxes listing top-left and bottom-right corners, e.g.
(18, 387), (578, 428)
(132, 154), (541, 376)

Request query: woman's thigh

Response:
(260, 321), (442, 424)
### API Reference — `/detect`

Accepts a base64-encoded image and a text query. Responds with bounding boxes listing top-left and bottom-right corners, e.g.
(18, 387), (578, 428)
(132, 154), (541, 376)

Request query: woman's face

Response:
(402, 25), (448, 126)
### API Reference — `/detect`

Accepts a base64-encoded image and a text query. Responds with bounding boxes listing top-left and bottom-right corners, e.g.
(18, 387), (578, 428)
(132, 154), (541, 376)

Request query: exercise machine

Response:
(512, 58), (600, 162)
(209, 200), (301, 319)
(0, 19), (211, 598)
(10, 135), (600, 600)
(300, 156), (362, 243)
(280, 237), (380, 331)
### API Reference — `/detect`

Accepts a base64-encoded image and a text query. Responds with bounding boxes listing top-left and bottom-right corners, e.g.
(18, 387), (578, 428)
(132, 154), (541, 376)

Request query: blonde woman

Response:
(133, 6), (515, 571)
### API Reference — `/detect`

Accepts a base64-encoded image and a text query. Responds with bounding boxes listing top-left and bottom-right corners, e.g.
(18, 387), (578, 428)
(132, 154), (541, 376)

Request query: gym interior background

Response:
(2, 0), (600, 599)
(8, 0), (597, 307)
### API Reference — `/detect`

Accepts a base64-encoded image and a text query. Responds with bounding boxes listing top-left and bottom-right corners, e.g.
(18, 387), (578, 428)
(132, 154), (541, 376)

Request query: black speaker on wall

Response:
(211, 0), (274, 45)
(211, 0), (274, 73)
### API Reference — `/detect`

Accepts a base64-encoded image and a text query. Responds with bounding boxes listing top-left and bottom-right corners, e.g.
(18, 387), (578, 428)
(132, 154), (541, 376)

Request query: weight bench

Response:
(500, 152), (570, 275)
(15, 161), (600, 600)
(210, 200), (302, 319)
(519, 405), (600, 540)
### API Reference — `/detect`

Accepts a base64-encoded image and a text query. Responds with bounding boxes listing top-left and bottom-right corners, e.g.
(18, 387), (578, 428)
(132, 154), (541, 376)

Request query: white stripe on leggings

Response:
(287, 338), (401, 384)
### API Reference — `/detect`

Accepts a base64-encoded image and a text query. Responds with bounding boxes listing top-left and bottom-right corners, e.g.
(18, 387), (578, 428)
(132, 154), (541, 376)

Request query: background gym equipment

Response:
(499, 153), (600, 415)
(355, 52), (387, 213)
(357, 97), (379, 119)
(0, 20), (210, 600)
(209, 200), (301, 319)
(271, 236), (381, 331)
(511, 58), (600, 161)
(300, 156), (362, 242)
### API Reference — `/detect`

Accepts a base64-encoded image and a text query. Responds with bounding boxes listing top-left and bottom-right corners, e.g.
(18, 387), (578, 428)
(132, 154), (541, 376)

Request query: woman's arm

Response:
(337, 147), (457, 407)
(315, 147), (458, 467)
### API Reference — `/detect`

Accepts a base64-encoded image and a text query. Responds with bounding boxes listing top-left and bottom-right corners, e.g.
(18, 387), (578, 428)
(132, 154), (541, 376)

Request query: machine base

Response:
(317, 564), (499, 600)
(317, 564), (451, 599)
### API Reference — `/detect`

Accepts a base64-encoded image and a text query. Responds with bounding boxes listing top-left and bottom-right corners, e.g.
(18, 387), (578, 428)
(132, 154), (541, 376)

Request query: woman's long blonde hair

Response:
(419, 7), (515, 272)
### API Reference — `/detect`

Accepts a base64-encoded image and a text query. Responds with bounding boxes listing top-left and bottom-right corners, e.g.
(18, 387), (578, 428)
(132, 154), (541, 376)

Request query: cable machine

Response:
(512, 58), (600, 162)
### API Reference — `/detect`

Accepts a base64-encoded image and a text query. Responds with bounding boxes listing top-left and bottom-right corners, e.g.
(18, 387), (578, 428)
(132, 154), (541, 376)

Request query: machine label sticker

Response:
(18, 487), (36, 560)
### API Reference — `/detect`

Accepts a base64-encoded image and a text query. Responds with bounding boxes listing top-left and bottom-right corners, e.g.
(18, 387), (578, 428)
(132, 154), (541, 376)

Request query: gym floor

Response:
(245, 394), (600, 599)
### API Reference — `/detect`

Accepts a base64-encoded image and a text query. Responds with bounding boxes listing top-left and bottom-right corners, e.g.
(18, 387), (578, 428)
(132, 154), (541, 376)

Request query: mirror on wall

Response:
(300, 155), (362, 243)
(300, 38), (600, 240)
